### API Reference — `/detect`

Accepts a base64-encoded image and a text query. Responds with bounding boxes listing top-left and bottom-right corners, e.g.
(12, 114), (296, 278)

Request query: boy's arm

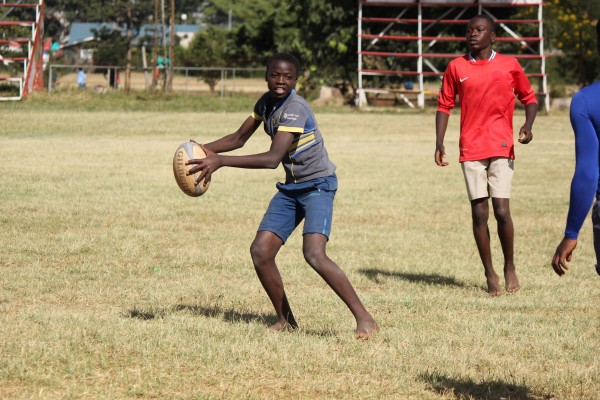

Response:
(435, 111), (450, 166)
(201, 116), (262, 154)
(187, 130), (296, 186)
(518, 102), (537, 144)
(512, 61), (538, 144)
(551, 94), (599, 276)
(435, 63), (456, 166)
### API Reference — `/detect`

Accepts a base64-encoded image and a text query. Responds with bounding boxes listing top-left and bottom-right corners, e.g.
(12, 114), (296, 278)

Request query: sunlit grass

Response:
(0, 99), (598, 399)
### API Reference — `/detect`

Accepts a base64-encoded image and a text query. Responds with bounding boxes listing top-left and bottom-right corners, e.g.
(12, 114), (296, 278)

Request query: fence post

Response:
(47, 65), (52, 93)
(185, 67), (188, 93)
(220, 69), (225, 97)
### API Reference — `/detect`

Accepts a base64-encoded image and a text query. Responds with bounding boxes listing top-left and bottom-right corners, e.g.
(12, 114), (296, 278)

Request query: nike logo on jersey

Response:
(460, 77), (469, 83)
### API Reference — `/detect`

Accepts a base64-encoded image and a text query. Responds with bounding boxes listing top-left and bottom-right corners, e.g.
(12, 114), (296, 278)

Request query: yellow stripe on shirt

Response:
(288, 132), (316, 156)
(251, 112), (263, 121)
(278, 125), (304, 134)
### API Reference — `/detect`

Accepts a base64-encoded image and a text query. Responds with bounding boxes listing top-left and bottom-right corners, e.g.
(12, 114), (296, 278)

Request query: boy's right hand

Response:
(435, 144), (449, 166)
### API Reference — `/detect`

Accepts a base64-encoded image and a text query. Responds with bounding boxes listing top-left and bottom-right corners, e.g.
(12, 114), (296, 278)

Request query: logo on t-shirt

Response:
(460, 77), (469, 83)
(283, 113), (299, 121)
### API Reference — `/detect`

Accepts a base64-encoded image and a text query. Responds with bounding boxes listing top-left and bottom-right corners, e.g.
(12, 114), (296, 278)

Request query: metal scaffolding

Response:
(0, 0), (45, 100)
(357, 0), (548, 110)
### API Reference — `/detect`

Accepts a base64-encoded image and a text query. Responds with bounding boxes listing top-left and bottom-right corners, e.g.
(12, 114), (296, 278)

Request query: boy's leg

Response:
(250, 230), (298, 330)
(302, 233), (378, 339)
(471, 198), (503, 296)
(462, 160), (502, 295)
(487, 158), (519, 292)
(491, 197), (520, 292)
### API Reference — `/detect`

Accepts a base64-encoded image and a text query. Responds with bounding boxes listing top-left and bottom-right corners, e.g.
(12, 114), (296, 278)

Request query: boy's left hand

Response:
(186, 145), (222, 186)
(518, 125), (533, 144)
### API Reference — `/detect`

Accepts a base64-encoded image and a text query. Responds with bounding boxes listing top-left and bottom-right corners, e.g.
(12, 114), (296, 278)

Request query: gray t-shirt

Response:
(252, 90), (336, 183)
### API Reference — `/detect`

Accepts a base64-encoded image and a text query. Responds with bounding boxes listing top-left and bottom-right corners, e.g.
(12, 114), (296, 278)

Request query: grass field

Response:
(1, 94), (599, 399)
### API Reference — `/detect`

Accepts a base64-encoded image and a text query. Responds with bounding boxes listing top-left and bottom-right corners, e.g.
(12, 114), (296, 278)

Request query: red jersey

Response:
(437, 52), (538, 162)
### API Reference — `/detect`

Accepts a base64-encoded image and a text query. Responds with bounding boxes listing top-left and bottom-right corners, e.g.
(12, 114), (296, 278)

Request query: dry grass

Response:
(54, 71), (265, 95)
(0, 101), (598, 399)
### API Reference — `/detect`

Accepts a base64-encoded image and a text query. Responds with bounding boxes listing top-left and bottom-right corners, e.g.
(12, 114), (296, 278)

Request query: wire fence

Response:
(47, 64), (265, 96)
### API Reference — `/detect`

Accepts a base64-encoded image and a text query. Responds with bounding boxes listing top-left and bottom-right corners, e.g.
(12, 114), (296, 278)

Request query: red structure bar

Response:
(359, 51), (545, 59)
(360, 69), (546, 77)
(0, 3), (41, 7)
(359, 34), (542, 42)
(0, 21), (34, 26)
(360, 18), (541, 24)
(360, 69), (440, 76)
(360, 1), (543, 7)
(0, 39), (30, 43)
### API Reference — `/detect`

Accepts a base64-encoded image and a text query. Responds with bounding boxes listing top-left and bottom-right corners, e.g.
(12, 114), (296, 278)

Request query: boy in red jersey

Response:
(434, 15), (538, 296)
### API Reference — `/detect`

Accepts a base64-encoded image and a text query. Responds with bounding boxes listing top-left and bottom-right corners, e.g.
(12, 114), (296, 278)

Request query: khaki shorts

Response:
(461, 157), (514, 201)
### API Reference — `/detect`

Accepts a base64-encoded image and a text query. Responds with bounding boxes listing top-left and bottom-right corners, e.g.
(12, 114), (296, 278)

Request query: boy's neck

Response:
(469, 48), (495, 62)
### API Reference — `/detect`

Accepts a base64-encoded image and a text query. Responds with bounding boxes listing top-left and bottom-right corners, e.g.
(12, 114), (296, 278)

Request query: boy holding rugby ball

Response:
(187, 53), (378, 339)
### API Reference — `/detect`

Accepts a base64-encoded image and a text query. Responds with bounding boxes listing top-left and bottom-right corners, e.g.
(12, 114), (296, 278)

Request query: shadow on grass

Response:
(173, 304), (275, 325)
(126, 305), (340, 337)
(420, 372), (551, 400)
(359, 268), (468, 288)
(126, 304), (276, 326)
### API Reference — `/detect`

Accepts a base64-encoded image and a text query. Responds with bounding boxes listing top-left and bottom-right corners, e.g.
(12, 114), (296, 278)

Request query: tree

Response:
(47, 0), (154, 92)
(545, 0), (600, 86)
(194, 0), (358, 98)
(182, 26), (231, 92)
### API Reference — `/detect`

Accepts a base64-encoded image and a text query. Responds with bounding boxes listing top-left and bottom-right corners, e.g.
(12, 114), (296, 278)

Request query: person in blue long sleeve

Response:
(551, 22), (600, 276)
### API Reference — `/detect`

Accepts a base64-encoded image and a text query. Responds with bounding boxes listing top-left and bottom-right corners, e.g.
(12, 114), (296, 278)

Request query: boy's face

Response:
(266, 59), (298, 101)
(466, 17), (495, 53)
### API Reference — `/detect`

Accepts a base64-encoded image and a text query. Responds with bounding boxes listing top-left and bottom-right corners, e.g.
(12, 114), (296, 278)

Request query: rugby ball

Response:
(173, 141), (210, 197)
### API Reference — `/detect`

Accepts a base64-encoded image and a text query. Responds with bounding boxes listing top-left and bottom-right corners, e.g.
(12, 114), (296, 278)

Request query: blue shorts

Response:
(258, 174), (338, 243)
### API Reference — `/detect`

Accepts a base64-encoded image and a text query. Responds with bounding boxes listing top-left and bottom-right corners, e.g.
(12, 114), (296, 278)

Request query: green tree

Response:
(182, 26), (232, 92)
(47, 0), (154, 92)
(545, 0), (600, 86)
(196, 0), (357, 98)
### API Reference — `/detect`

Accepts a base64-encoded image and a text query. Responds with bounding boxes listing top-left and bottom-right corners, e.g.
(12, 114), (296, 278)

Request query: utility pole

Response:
(151, 0), (159, 92)
(161, 0), (167, 91)
(168, 0), (175, 92)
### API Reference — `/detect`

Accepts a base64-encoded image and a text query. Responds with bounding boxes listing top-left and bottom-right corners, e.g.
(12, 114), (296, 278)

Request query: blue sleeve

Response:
(564, 92), (599, 239)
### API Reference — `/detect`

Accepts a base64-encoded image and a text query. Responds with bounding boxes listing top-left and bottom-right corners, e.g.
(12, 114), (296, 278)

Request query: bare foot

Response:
(486, 273), (504, 296)
(355, 319), (379, 340)
(268, 321), (297, 333)
(504, 265), (521, 293)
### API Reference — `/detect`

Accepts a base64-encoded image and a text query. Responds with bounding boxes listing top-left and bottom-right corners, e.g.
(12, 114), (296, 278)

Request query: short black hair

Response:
(469, 14), (497, 34)
(266, 53), (301, 78)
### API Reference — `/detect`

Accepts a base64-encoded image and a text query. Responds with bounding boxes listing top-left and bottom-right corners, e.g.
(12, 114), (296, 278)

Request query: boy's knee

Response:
(493, 204), (511, 223)
(471, 206), (489, 225)
(250, 240), (268, 265)
(303, 247), (326, 268)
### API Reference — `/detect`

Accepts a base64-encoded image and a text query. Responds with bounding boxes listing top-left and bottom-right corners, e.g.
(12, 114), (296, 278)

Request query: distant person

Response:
(104, 69), (118, 89)
(77, 68), (86, 88)
(551, 21), (600, 277)
(185, 53), (378, 339)
(434, 15), (538, 295)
